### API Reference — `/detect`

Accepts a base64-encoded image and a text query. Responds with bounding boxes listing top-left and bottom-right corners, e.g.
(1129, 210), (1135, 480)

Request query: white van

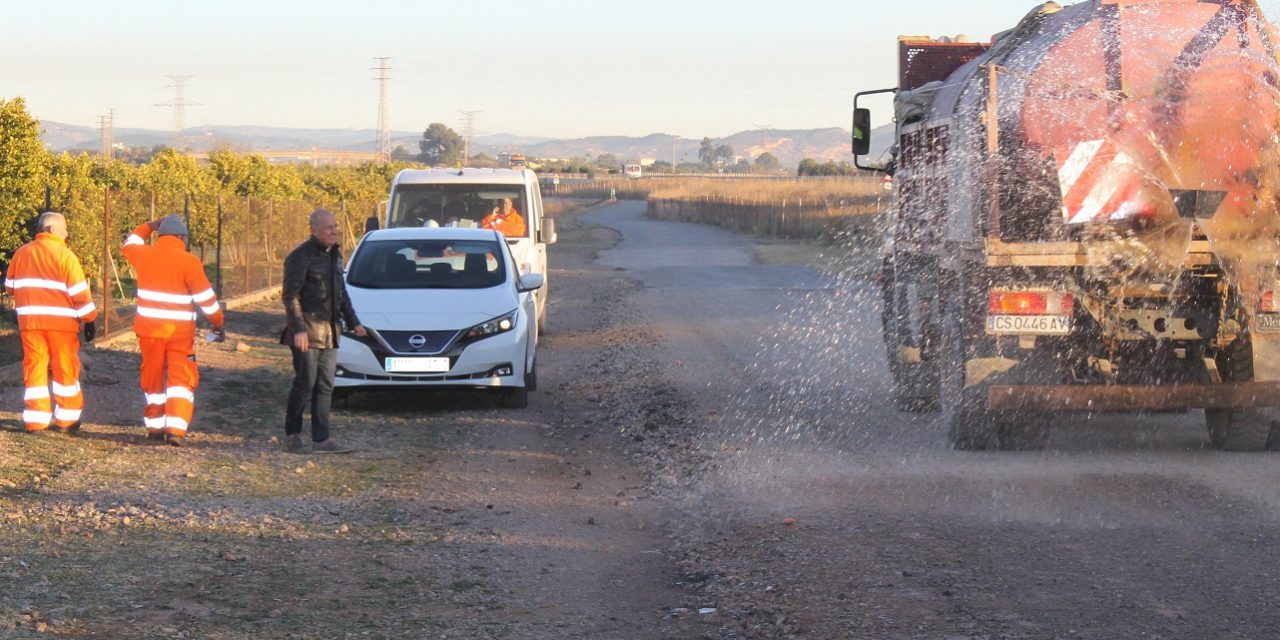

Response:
(382, 168), (556, 333)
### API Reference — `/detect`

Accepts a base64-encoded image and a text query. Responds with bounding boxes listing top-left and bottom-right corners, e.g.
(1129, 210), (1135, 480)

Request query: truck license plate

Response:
(384, 357), (450, 373)
(1257, 313), (1280, 333)
(986, 315), (1071, 335)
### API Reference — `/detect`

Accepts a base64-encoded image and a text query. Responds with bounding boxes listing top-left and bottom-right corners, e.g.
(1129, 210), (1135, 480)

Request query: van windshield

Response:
(389, 184), (529, 239)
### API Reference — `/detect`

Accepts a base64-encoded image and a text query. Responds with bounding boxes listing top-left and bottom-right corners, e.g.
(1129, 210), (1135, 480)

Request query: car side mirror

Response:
(538, 218), (557, 244)
(518, 273), (545, 292)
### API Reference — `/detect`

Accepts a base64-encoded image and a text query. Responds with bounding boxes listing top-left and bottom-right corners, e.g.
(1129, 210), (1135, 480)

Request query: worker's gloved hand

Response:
(206, 327), (226, 343)
(81, 320), (96, 343)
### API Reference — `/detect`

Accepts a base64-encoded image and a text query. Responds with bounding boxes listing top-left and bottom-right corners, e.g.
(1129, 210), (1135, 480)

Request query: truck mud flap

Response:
(988, 382), (1280, 412)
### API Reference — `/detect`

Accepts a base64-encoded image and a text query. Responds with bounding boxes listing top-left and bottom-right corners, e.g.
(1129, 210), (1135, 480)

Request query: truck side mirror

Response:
(852, 108), (872, 156)
(364, 216), (380, 233)
(538, 218), (557, 244)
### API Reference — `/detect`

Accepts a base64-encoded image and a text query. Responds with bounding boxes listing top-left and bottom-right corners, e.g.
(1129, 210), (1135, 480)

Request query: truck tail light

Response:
(988, 290), (1073, 315)
(1262, 290), (1277, 313)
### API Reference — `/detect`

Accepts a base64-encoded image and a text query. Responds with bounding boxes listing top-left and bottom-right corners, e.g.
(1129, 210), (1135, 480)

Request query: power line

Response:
(154, 75), (199, 151)
(373, 57), (392, 162)
(97, 109), (115, 161)
(458, 110), (482, 161)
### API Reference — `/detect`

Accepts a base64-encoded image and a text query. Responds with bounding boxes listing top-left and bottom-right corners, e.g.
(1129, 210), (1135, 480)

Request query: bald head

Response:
(310, 208), (339, 248)
(37, 212), (67, 240)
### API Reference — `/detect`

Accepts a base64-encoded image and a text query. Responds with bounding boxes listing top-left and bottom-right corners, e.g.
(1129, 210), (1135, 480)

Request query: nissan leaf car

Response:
(334, 227), (541, 408)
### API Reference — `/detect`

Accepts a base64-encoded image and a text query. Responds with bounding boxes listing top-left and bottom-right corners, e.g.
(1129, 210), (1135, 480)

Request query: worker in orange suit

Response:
(122, 214), (225, 446)
(480, 197), (527, 237)
(4, 212), (98, 434)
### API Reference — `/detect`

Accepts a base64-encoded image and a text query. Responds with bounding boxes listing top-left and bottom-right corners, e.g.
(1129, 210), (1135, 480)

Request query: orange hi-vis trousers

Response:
(21, 329), (84, 432)
(138, 336), (199, 436)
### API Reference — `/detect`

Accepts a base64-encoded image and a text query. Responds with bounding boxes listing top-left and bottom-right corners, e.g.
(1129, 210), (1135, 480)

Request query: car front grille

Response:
(377, 330), (459, 354)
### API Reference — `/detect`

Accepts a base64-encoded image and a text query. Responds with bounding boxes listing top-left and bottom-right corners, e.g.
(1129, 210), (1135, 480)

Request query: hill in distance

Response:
(40, 121), (884, 168)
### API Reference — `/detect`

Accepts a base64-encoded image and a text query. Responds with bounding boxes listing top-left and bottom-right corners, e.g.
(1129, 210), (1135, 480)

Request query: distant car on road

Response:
(334, 227), (542, 408)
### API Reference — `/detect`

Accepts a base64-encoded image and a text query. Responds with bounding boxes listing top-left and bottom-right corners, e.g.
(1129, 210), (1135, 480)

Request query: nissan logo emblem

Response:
(408, 334), (428, 349)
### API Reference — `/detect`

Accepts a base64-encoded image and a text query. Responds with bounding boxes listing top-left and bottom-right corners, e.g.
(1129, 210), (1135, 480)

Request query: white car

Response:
(334, 227), (541, 408)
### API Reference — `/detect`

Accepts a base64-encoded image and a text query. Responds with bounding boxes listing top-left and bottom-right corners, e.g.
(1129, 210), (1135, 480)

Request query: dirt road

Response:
(586, 200), (1280, 638)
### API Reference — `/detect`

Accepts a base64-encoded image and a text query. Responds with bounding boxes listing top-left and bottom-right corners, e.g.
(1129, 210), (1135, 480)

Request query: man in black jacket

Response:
(281, 208), (367, 454)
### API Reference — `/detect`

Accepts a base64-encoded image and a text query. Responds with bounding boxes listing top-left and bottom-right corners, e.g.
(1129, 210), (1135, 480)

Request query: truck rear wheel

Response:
(1207, 334), (1273, 450)
(1205, 409), (1229, 448)
(1211, 409), (1272, 452)
(938, 289), (998, 449)
(939, 289), (1049, 451)
(882, 257), (940, 413)
(949, 383), (1000, 450)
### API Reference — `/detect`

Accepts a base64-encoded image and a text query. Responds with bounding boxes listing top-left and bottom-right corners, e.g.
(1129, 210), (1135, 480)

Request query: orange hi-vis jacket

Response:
(122, 223), (224, 338)
(4, 233), (98, 331)
(481, 208), (527, 237)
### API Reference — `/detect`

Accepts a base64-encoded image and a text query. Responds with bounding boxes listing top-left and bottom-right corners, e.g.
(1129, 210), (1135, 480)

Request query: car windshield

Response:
(346, 238), (506, 289)
(388, 184), (528, 238)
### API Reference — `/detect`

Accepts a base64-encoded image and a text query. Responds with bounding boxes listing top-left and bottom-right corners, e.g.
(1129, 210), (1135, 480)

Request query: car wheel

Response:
(499, 386), (528, 409)
(525, 358), (538, 392)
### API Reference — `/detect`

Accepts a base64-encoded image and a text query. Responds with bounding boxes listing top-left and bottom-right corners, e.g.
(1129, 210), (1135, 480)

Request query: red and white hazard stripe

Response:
(1056, 139), (1143, 225)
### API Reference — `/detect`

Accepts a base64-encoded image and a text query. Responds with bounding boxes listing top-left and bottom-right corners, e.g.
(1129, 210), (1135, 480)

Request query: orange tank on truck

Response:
(852, 0), (1280, 451)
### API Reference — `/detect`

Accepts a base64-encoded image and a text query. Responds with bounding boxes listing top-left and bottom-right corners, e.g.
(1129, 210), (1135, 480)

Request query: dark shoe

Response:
(165, 433), (186, 447)
(284, 434), (307, 454)
(146, 429), (165, 441)
(55, 421), (82, 435)
(312, 439), (352, 454)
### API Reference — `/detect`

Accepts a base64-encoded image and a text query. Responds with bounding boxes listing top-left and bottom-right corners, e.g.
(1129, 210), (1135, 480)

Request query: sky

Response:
(4, 0), (1279, 140)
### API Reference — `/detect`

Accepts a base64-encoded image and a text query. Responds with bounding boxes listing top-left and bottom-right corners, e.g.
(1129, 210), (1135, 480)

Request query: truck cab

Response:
(383, 168), (556, 334)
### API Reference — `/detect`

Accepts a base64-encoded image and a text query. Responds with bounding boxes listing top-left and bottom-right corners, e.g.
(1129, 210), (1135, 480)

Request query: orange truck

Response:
(853, 0), (1280, 450)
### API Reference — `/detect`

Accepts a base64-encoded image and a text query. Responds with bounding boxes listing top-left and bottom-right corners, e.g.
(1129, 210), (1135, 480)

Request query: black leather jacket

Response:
(281, 237), (360, 349)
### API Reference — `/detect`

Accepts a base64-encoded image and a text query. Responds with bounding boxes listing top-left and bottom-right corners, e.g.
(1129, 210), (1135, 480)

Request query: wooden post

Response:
(101, 189), (111, 336)
(264, 202), (275, 288)
(244, 194), (251, 294)
(215, 195), (224, 299)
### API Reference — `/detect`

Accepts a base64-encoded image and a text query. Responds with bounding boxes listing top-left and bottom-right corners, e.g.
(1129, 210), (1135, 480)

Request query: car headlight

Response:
(465, 311), (517, 340)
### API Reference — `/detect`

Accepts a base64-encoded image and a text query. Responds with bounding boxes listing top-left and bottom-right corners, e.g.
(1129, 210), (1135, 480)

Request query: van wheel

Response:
(499, 387), (528, 409)
(525, 359), (538, 392)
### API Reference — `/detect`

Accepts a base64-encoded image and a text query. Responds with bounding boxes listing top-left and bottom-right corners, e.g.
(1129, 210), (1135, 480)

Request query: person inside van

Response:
(480, 198), (526, 237)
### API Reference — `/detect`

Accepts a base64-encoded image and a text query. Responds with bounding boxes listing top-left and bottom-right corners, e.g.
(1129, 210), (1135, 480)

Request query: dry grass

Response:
(542, 197), (602, 218)
(645, 177), (887, 240)
(646, 176), (882, 202)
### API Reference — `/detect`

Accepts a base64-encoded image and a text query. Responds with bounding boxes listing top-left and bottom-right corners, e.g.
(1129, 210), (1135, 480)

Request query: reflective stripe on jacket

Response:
(122, 222), (224, 339)
(4, 233), (98, 332)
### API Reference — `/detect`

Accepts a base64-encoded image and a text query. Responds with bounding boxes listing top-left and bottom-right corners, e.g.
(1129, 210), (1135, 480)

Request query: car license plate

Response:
(384, 357), (450, 373)
(986, 314), (1071, 335)
(1258, 313), (1280, 333)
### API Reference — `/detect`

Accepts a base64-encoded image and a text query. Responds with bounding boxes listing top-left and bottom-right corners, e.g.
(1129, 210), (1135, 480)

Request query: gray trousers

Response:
(286, 347), (336, 441)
